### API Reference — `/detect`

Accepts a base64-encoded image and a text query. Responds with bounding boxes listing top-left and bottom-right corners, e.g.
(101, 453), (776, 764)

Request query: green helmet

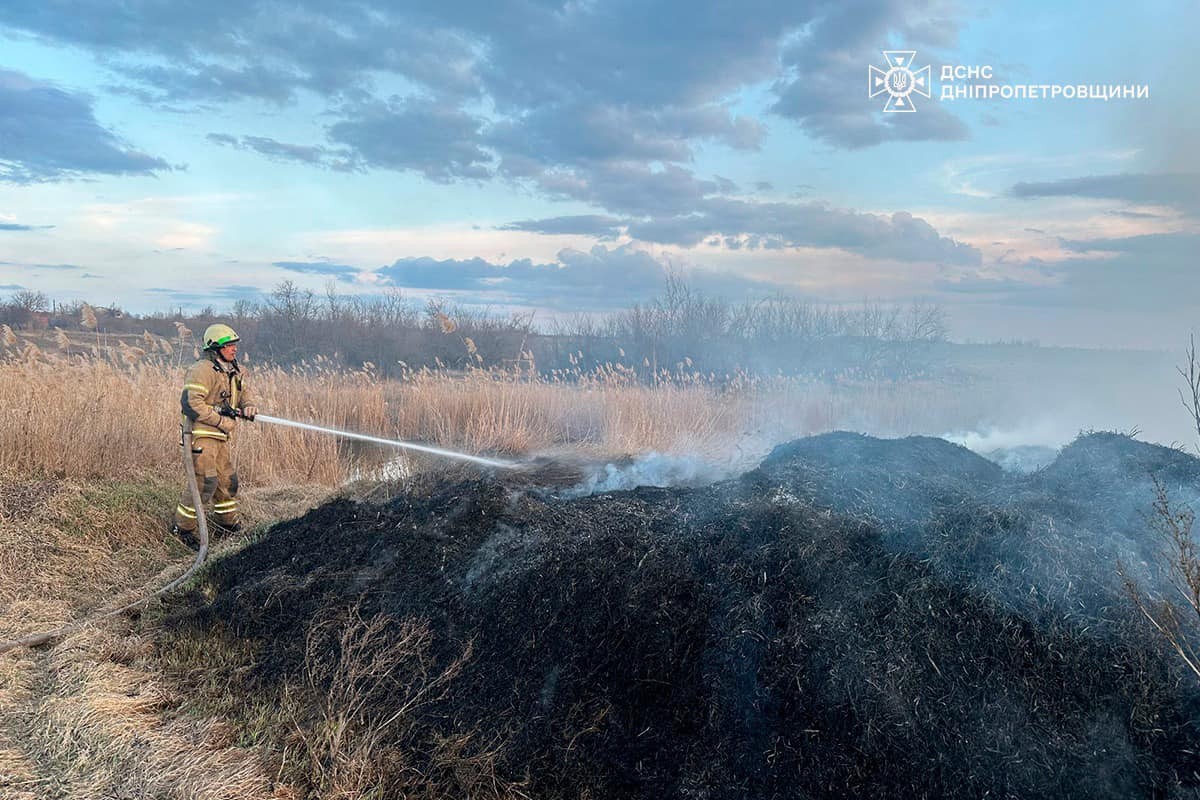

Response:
(203, 323), (240, 351)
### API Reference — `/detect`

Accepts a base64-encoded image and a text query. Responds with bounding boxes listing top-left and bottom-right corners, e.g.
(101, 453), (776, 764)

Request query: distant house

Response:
(28, 311), (50, 330)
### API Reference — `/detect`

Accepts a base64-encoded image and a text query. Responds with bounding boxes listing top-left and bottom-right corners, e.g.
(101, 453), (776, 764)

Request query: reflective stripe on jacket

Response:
(179, 355), (254, 441)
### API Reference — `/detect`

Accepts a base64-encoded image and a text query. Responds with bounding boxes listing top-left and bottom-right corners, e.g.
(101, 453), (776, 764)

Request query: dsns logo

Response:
(868, 50), (930, 112)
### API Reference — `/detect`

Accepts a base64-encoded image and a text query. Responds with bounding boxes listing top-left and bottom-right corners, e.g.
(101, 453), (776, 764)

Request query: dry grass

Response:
(0, 334), (995, 488)
(149, 605), (528, 800)
(0, 473), (329, 799)
(8, 624), (289, 799)
(284, 606), (492, 799)
(0, 477), (329, 642)
(0, 332), (999, 798)
(0, 647), (41, 800)
(0, 477), (176, 632)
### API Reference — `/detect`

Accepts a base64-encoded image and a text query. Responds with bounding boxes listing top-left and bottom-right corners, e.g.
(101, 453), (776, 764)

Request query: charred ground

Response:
(154, 432), (1200, 799)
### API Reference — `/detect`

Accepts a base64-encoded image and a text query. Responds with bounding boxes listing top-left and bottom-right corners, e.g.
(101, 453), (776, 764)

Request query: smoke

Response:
(944, 417), (1074, 452)
(943, 418), (1075, 473)
(561, 452), (735, 498)
(977, 444), (1059, 473)
(751, 431), (1200, 619)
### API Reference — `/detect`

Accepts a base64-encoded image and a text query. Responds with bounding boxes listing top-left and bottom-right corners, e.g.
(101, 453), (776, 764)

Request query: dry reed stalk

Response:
(0, 357), (993, 488)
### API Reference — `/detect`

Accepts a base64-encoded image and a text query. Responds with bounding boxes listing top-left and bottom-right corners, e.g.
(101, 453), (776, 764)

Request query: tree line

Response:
(2, 279), (949, 380)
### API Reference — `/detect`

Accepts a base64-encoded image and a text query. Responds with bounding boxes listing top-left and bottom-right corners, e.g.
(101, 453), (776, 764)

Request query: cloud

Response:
(123, 61), (302, 105)
(0, 68), (169, 182)
(374, 244), (787, 309)
(273, 261), (362, 281)
(0, 2), (484, 104)
(0, 221), (53, 231)
(496, 160), (976, 265)
(775, 76), (970, 150)
(0, 0), (965, 174)
(1106, 210), (1164, 220)
(525, 162), (730, 218)
(0, 1), (977, 266)
(239, 136), (328, 164)
(1057, 232), (1200, 257)
(771, 1), (970, 149)
(627, 200), (982, 265)
(145, 284), (267, 304)
(499, 215), (627, 239)
(1009, 173), (1200, 216)
(328, 98), (492, 183)
(487, 102), (762, 169)
(996, 232), (1198, 313)
(207, 133), (359, 171)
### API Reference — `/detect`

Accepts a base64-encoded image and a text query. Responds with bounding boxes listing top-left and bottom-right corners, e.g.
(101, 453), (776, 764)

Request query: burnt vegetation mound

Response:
(156, 433), (1200, 799)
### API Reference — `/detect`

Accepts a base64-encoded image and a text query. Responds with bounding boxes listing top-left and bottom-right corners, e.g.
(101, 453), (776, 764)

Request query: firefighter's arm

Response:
(180, 365), (232, 432)
(237, 370), (258, 421)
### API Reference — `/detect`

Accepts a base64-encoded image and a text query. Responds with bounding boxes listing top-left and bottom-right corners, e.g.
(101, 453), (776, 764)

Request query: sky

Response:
(0, 0), (1196, 349)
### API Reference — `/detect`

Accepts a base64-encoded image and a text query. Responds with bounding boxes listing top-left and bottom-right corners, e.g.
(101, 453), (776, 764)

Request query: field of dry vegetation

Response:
(0, 324), (988, 485)
(0, 325), (996, 798)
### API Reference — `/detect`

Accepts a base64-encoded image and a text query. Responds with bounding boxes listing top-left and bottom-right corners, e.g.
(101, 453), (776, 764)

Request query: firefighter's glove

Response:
(241, 405), (258, 421)
(217, 403), (240, 419)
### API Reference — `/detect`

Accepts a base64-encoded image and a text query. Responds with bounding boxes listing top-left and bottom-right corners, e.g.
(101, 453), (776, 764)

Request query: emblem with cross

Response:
(868, 50), (931, 112)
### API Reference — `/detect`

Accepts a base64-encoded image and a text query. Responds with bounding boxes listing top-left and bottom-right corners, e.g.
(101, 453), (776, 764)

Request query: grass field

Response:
(0, 331), (1010, 798)
(0, 329), (999, 485)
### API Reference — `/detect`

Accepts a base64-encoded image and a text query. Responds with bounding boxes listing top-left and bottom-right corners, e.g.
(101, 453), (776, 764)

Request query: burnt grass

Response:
(158, 432), (1200, 799)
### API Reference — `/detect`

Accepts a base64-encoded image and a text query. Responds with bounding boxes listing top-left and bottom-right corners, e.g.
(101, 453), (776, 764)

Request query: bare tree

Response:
(1179, 334), (1200, 448)
(12, 290), (48, 313)
(6, 290), (49, 328)
(1123, 336), (1200, 678)
(1123, 482), (1200, 678)
(905, 301), (948, 343)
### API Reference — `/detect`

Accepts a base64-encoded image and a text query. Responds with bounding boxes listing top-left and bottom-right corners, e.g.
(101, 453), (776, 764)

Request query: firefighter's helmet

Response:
(203, 323), (240, 351)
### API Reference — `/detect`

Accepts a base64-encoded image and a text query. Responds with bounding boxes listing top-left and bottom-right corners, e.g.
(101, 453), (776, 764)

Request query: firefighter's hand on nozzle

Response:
(217, 403), (240, 419)
(241, 405), (258, 421)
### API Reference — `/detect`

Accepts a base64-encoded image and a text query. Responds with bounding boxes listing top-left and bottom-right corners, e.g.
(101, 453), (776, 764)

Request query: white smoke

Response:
(943, 418), (1074, 473)
(943, 417), (1074, 452)
(562, 452), (733, 498)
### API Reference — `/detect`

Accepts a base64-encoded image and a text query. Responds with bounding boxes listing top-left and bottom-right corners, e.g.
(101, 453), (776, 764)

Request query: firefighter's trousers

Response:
(174, 437), (240, 532)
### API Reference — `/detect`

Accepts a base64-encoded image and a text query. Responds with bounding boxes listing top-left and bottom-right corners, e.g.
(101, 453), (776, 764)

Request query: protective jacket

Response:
(179, 354), (254, 441)
(174, 353), (253, 533)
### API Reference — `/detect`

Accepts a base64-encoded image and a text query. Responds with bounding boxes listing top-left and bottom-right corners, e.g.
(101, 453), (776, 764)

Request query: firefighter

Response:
(171, 323), (258, 549)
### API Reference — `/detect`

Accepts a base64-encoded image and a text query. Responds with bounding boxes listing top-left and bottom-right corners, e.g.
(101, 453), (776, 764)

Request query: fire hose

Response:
(0, 423), (211, 656)
(0, 410), (517, 656)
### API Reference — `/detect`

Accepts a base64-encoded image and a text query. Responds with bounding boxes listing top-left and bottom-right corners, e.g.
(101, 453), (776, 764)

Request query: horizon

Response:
(5, 287), (1195, 357)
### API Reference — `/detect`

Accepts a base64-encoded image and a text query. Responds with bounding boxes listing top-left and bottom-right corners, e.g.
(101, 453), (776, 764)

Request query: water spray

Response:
(252, 413), (520, 469)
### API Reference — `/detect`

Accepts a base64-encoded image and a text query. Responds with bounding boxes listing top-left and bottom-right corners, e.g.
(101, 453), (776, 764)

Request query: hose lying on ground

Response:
(0, 426), (211, 656)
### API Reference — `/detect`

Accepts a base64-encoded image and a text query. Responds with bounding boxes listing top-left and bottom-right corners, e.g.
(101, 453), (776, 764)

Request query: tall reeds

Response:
(0, 334), (989, 487)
